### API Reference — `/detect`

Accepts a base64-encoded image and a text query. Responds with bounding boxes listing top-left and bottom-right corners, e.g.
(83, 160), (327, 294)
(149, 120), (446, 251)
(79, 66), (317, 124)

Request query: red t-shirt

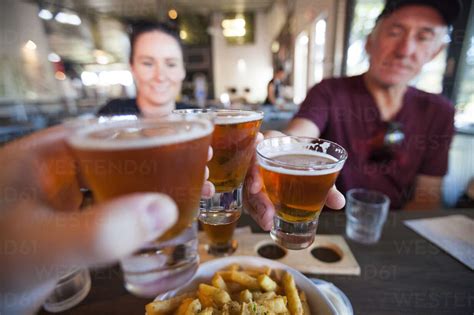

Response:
(294, 74), (455, 209)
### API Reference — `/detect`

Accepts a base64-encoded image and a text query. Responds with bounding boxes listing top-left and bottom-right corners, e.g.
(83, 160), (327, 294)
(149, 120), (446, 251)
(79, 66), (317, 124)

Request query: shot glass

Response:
(257, 137), (347, 250)
(43, 268), (91, 313)
(345, 189), (390, 244)
(174, 109), (263, 256)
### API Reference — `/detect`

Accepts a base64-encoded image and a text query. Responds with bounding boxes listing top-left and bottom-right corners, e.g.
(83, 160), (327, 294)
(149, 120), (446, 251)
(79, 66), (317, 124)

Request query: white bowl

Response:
(154, 256), (338, 315)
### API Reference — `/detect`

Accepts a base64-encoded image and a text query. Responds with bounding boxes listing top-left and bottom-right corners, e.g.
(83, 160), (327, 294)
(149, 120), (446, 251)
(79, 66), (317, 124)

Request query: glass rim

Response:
(173, 108), (264, 122)
(346, 188), (390, 206)
(257, 136), (348, 171)
(67, 115), (214, 150)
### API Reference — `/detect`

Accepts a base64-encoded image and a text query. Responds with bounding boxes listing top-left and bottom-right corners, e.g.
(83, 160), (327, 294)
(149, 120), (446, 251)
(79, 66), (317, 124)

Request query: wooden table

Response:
(41, 210), (474, 315)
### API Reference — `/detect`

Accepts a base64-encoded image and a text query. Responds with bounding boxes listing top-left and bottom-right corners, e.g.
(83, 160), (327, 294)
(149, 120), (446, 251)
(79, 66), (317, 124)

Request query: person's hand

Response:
(0, 125), (178, 313)
(243, 131), (346, 231)
(201, 146), (215, 198)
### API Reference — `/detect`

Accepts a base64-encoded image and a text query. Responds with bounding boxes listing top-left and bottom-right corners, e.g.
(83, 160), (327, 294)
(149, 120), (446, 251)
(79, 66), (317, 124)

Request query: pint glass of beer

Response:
(257, 136), (347, 250)
(174, 109), (263, 255)
(68, 116), (213, 297)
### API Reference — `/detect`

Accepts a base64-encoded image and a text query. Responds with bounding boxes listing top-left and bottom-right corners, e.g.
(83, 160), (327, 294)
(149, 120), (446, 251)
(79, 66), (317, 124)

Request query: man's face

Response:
(365, 5), (447, 87)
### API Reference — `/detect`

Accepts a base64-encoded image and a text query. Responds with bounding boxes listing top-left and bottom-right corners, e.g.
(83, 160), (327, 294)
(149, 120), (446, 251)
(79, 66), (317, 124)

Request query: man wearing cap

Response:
(246, 0), (461, 227)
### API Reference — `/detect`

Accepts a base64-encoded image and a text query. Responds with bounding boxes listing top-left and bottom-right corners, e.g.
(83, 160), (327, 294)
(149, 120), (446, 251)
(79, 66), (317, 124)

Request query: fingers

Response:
(0, 193), (178, 293)
(325, 186), (346, 210)
(207, 146), (213, 162)
(76, 193), (178, 264)
(201, 181), (215, 199)
(243, 190), (275, 231)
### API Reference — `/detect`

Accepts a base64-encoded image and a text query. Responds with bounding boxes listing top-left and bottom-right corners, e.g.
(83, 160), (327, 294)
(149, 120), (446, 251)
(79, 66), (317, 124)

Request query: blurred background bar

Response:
(0, 0), (473, 206)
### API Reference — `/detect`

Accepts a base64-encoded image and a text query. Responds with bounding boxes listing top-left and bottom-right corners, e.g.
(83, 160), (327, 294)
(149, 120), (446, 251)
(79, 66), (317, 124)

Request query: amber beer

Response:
(209, 111), (263, 192)
(260, 152), (342, 222)
(68, 118), (213, 241)
(257, 136), (347, 249)
(200, 211), (240, 246)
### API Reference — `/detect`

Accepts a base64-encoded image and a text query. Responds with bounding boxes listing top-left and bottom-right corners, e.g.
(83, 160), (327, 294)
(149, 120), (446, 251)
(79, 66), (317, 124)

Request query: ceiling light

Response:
(24, 40), (37, 50)
(222, 18), (246, 38)
(223, 28), (246, 37)
(271, 41), (280, 53)
(168, 9), (178, 20)
(180, 30), (188, 40)
(55, 11), (81, 26)
(38, 9), (53, 20)
(48, 53), (61, 62)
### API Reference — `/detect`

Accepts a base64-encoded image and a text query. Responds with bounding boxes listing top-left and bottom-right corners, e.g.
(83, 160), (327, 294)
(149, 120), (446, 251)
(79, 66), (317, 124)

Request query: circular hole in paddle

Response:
(311, 246), (342, 263)
(257, 243), (287, 260)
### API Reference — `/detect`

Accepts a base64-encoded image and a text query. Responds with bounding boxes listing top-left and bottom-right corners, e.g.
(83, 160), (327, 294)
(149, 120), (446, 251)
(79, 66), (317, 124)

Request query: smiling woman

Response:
(97, 22), (194, 118)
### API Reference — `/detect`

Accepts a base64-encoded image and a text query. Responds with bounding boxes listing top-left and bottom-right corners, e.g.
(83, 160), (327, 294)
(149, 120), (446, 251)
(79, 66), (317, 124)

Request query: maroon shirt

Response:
(294, 74), (455, 209)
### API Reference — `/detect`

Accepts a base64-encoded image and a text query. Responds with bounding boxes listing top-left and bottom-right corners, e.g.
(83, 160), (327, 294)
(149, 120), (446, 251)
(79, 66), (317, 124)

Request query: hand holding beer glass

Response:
(256, 137), (347, 250)
(174, 109), (263, 256)
(68, 116), (213, 297)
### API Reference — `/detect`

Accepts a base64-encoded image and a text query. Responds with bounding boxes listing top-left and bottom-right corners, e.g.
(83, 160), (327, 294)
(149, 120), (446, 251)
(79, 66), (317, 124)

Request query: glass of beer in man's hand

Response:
(257, 136), (347, 250)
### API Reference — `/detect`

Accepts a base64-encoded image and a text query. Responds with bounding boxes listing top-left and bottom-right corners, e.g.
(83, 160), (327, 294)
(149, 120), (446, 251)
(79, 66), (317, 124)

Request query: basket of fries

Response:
(145, 256), (338, 315)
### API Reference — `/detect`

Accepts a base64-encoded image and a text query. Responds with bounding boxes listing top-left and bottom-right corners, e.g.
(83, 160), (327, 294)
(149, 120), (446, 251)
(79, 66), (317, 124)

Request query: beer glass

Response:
(257, 137), (347, 250)
(68, 116), (213, 297)
(174, 109), (263, 255)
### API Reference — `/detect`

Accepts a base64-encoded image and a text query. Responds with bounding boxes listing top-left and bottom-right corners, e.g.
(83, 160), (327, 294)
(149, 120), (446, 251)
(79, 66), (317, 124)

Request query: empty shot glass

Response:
(345, 189), (390, 244)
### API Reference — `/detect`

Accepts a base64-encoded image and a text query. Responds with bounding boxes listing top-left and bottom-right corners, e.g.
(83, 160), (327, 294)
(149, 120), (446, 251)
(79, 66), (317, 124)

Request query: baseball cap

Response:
(376, 0), (462, 26)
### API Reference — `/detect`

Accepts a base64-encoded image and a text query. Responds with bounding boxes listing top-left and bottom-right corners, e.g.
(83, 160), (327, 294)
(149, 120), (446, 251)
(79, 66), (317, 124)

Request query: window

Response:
(294, 31), (309, 104)
(312, 19), (327, 84)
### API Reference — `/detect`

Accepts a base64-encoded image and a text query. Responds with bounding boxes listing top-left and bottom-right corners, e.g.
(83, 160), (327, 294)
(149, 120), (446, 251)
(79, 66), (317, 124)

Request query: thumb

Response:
(76, 193), (178, 266)
(0, 193), (177, 312)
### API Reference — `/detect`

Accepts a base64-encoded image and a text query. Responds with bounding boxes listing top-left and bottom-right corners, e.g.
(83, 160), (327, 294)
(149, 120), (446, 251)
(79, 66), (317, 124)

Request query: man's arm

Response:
(403, 175), (443, 210)
(285, 117), (321, 138)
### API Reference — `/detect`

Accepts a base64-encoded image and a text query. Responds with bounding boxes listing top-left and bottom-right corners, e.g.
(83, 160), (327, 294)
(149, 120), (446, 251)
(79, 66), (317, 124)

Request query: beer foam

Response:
(68, 119), (213, 150)
(214, 111), (263, 125)
(259, 150), (344, 176)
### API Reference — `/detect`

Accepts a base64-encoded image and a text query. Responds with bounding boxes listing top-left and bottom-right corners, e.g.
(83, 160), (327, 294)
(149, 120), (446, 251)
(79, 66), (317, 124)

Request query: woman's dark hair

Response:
(128, 21), (183, 64)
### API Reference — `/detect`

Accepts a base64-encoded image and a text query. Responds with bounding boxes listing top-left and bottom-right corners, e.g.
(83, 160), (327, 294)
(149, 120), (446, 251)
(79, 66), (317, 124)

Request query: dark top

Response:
(264, 79), (282, 105)
(97, 98), (195, 116)
(294, 74), (455, 209)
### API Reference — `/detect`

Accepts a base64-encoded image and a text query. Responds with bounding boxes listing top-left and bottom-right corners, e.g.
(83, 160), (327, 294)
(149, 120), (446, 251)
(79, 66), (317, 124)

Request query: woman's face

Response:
(131, 31), (185, 109)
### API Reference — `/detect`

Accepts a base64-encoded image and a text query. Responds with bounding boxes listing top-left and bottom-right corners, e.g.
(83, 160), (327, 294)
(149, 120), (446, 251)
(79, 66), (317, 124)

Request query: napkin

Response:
(404, 215), (474, 270)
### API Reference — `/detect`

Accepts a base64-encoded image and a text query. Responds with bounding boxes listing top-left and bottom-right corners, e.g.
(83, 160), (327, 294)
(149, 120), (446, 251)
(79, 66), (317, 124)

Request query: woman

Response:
(98, 22), (193, 117)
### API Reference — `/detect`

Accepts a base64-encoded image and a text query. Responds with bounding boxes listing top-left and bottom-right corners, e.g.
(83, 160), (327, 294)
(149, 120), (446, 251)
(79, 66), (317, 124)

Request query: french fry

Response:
(184, 299), (202, 315)
(261, 296), (289, 313)
(175, 298), (194, 315)
(197, 307), (214, 315)
(243, 266), (272, 277)
(229, 271), (259, 290)
(197, 289), (213, 308)
(239, 289), (253, 303)
(227, 263), (240, 272)
(199, 284), (231, 306)
(217, 271), (233, 281)
(299, 291), (311, 315)
(258, 274), (278, 292)
(212, 273), (228, 292)
(283, 272), (303, 315)
(145, 293), (194, 315)
(254, 291), (276, 302)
